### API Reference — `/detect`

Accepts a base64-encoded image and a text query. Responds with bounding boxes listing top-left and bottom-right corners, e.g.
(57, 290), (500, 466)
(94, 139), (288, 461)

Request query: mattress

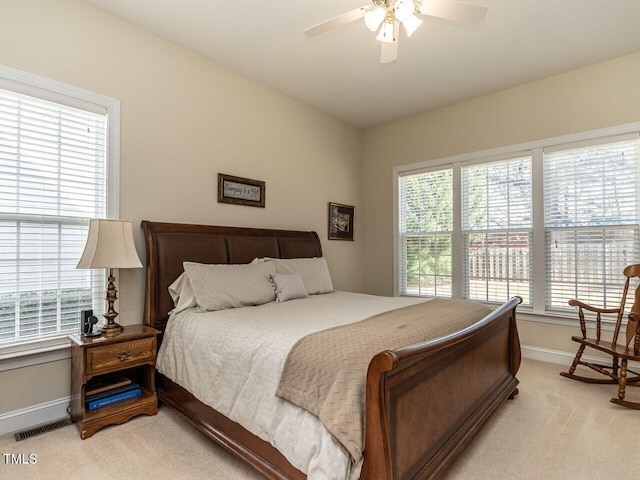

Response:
(156, 291), (427, 480)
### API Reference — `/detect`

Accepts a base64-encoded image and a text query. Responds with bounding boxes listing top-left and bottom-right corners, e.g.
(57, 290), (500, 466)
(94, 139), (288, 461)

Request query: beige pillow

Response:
(267, 257), (333, 295)
(183, 261), (276, 311)
(168, 272), (198, 315)
(268, 273), (308, 303)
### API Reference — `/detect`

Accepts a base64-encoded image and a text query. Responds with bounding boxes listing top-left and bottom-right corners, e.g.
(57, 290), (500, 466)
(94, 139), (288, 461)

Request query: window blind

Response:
(0, 87), (107, 345)
(544, 137), (640, 312)
(399, 168), (453, 297)
(461, 157), (532, 305)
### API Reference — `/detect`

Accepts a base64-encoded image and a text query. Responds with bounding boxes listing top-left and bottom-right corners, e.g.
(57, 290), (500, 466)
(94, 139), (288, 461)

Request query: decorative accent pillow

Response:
(267, 257), (334, 295)
(183, 261), (276, 311)
(168, 272), (198, 315)
(268, 273), (308, 303)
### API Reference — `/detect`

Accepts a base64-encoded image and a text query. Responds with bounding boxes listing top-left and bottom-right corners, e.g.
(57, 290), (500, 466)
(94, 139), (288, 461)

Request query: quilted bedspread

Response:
(276, 298), (493, 462)
(156, 291), (429, 480)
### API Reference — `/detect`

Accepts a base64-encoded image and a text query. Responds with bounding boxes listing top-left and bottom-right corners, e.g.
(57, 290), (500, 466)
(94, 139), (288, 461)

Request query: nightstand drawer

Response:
(87, 337), (155, 375)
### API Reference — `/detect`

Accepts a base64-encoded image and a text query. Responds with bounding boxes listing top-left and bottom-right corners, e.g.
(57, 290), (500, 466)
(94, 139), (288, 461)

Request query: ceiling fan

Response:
(305, 0), (487, 63)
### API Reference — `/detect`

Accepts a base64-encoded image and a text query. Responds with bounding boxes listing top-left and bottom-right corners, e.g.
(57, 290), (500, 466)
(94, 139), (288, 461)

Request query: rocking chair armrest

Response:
(568, 299), (620, 314)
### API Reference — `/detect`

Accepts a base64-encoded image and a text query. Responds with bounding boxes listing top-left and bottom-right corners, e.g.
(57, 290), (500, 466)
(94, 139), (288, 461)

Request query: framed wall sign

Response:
(218, 173), (265, 208)
(328, 202), (354, 240)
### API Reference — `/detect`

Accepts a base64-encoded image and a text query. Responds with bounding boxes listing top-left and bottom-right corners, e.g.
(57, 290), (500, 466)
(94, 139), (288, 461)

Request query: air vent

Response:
(14, 418), (73, 441)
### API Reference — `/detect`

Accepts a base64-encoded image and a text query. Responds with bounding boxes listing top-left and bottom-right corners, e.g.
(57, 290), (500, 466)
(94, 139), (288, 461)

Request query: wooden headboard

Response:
(141, 220), (322, 334)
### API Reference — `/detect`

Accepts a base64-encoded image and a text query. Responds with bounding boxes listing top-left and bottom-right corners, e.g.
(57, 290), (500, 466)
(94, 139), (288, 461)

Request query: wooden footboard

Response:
(362, 296), (521, 480)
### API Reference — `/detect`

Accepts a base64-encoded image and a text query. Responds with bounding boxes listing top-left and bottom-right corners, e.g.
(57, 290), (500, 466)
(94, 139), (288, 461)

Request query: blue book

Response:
(86, 388), (142, 410)
(85, 382), (140, 403)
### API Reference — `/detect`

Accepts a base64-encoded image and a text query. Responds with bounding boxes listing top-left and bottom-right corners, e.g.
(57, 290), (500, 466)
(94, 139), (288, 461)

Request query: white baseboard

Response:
(0, 396), (70, 436)
(522, 344), (640, 370)
(521, 345), (574, 365)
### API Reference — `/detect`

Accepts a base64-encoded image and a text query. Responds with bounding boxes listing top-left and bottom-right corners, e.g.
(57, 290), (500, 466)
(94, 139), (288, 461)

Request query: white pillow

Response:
(267, 257), (333, 295)
(268, 273), (308, 303)
(183, 261), (276, 311)
(168, 272), (198, 315)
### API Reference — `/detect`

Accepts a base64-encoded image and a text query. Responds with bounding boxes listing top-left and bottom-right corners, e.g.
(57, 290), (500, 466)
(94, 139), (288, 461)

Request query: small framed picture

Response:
(328, 202), (354, 241)
(218, 173), (265, 208)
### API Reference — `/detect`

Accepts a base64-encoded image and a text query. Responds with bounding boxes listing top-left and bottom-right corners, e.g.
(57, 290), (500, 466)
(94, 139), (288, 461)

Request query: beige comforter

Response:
(276, 298), (493, 462)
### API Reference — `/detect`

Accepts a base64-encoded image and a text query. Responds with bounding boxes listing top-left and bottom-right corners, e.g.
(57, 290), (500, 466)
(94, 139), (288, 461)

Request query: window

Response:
(396, 129), (640, 319)
(399, 168), (453, 297)
(544, 138), (640, 311)
(0, 66), (118, 349)
(462, 156), (532, 305)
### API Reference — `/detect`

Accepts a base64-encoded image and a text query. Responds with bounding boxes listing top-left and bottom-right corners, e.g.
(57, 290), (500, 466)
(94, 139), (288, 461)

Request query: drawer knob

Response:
(117, 351), (131, 361)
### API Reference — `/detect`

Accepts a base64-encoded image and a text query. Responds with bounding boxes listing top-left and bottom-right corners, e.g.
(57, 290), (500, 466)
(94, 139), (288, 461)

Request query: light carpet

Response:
(1, 359), (637, 479)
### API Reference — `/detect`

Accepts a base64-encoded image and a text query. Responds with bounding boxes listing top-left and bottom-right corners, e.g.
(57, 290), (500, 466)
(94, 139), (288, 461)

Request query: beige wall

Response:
(3, 0), (639, 420)
(0, 0), (364, 415)
(361, 51), (640, 353)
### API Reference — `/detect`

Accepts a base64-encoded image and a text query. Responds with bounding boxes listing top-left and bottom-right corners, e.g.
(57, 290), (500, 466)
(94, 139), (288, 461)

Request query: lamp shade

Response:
(76, 219), (143, 269)
(395, 0), (415, 22)
(364, 6), (385, 32)
(402, 14), (423, 37)
(376, 20), (396, 43)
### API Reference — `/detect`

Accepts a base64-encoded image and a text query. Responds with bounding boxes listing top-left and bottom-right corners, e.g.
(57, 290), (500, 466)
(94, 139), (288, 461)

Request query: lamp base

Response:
(100, 322), (124, 336)
(101, 269), (123, 336)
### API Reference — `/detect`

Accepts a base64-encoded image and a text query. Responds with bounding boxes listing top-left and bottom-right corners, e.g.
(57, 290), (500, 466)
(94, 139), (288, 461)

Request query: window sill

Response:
(0, 337), (72, 372)
(398, 294), (614, 332)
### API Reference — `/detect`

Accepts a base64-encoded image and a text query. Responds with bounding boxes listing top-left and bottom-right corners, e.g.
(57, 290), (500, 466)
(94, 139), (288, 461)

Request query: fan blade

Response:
(380, 41), (398, 63)
(417, 0), (487, 26)
(305, 7), (367, 37)
(380, 24), (400, 63)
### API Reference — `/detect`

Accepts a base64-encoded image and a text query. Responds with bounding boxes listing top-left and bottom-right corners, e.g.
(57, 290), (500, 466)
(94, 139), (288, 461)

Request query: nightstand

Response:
(69, 325), (160, 439)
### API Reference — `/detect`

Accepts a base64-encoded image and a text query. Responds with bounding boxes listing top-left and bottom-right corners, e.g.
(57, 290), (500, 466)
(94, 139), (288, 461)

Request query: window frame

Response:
(398, 167), (454, 297)
(461, 156), (533, 305)
(0, 64), (119, 365)
(394, 121), (640, 326)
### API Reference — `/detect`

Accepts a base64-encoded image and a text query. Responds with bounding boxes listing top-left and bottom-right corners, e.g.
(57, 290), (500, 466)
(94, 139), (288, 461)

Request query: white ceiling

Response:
(81, 0), (640, 129)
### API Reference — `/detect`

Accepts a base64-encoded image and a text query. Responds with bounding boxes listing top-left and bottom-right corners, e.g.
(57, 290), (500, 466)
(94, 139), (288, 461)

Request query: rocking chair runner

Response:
(560, 264), (640, 409)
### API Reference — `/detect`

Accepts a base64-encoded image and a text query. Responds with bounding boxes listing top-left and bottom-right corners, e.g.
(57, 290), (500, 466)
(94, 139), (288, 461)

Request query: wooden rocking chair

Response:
(560, 264), (640, 409)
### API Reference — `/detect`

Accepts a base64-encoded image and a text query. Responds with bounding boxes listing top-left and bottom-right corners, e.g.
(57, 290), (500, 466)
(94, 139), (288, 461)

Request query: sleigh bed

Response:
(141, 220), (522, 480)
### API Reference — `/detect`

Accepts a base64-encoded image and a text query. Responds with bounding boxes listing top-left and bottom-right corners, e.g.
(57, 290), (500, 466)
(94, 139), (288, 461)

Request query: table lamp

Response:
(76, 219), (143, 335)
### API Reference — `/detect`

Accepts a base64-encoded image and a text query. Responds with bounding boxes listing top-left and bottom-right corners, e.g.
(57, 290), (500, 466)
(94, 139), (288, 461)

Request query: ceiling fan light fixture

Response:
(394, 0), (415, 22)
(402, 14), (423, 37)
(376, 20), (396, 43)
(364, 6), (386, 32)
(304, 0), (488, 64)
